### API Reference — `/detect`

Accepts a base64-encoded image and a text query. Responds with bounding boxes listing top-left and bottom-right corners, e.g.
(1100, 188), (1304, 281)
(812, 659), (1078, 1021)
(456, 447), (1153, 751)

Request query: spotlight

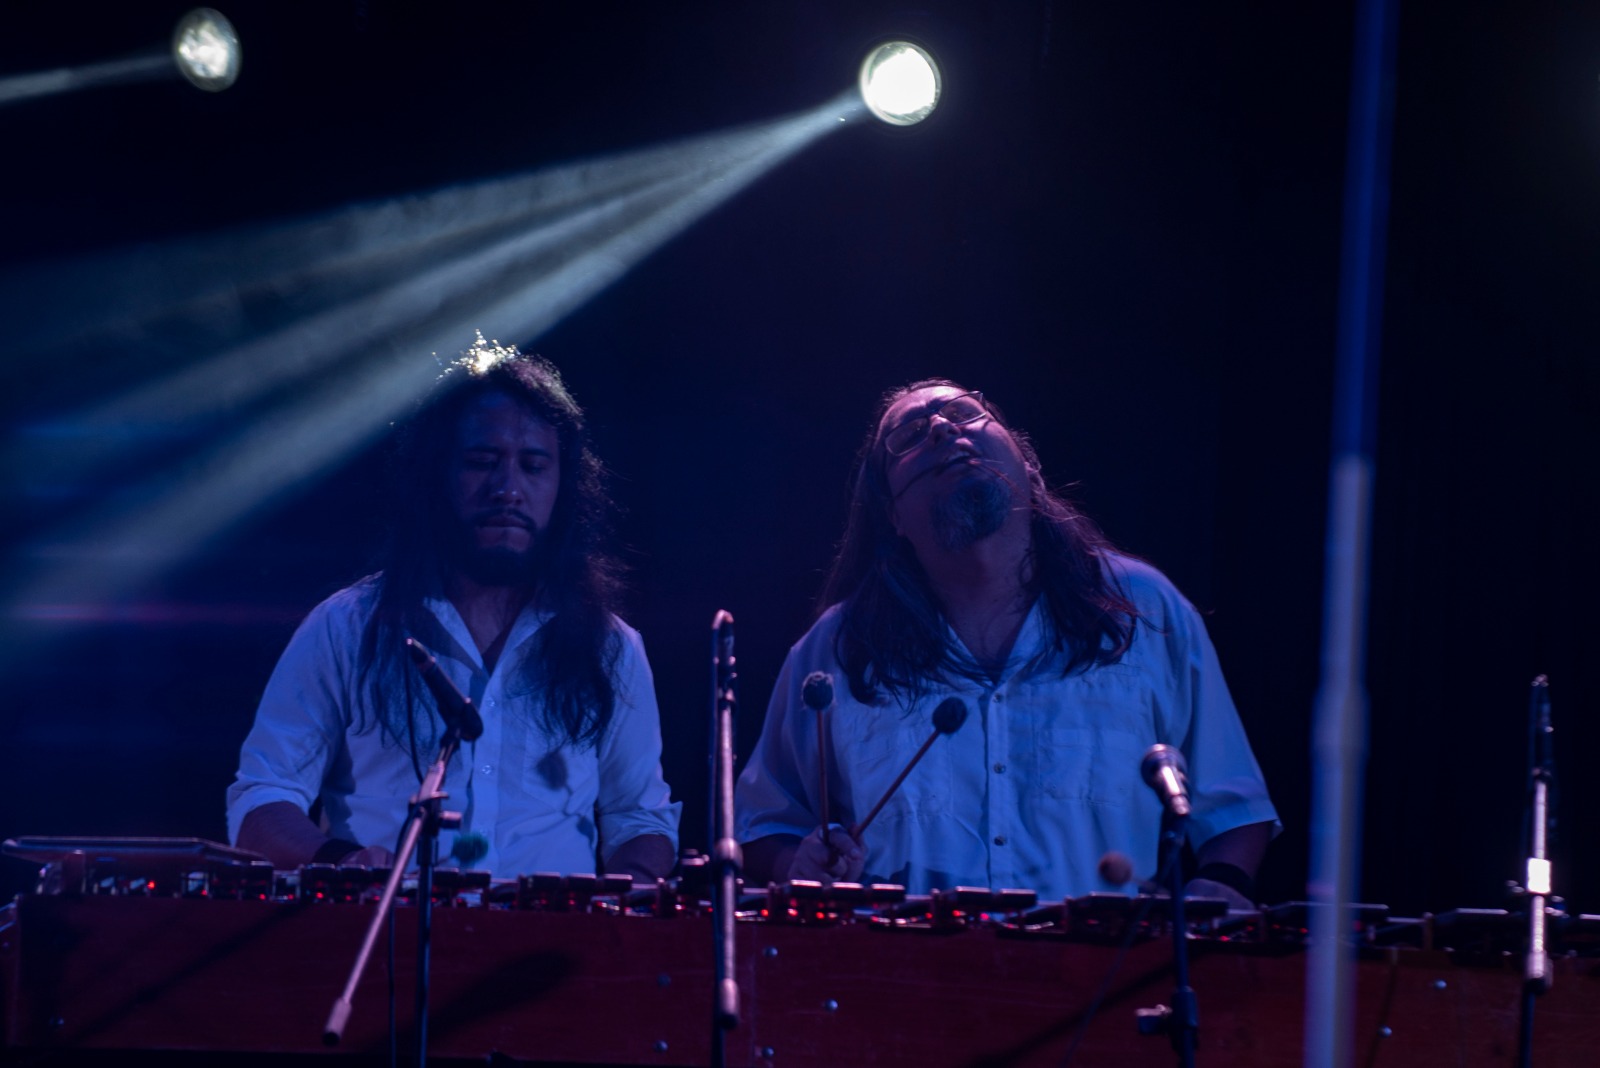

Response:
(172, 8), (241, 92)
(858, 41), (940, 126)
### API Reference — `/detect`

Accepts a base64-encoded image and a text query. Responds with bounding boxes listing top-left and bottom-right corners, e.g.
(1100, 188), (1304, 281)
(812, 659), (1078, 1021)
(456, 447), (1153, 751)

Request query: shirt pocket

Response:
(1036, 663), (1153, 804)
(1041, 726), (1151, 804)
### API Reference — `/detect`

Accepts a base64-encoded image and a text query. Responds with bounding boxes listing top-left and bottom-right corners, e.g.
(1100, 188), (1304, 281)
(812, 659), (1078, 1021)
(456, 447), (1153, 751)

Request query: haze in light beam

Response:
(0, 53), (174, 106)
(1, 94), (861, 664)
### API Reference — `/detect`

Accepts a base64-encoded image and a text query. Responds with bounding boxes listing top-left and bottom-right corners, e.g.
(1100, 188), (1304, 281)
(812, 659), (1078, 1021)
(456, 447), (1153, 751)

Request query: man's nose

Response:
(487, 464), (523, 501)
(928, 413), (962, 443)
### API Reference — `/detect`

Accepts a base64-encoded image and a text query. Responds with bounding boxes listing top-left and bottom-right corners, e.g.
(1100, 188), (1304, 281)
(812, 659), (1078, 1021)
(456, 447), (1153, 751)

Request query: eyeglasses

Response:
(881, 391), (988, 456)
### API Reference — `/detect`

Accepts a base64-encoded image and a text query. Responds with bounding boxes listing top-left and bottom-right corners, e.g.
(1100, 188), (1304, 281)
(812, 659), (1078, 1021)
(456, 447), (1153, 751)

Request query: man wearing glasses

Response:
(734, 379), (1277, 904)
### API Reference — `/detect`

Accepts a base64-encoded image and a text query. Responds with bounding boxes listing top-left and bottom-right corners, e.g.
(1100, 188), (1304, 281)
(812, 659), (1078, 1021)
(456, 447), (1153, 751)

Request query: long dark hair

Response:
(353, 352), (626, 770)
(818, 379), (1140, 704)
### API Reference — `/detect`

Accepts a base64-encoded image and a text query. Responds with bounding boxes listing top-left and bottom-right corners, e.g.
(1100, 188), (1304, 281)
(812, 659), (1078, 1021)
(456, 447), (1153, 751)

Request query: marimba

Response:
(3, 839), (1597, 1066)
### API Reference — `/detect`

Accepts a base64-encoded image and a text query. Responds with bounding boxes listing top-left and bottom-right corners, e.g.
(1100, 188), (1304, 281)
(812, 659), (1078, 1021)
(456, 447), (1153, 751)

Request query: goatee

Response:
(459, 545), (538, 586)
(451, 524), (542, 587)
(930, 473), (1012, 552)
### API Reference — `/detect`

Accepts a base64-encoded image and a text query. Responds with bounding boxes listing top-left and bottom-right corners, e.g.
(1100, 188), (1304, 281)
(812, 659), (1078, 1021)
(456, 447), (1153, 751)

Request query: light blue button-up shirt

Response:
(228, 579), (680, 878)
(735, 556), (1277, 901)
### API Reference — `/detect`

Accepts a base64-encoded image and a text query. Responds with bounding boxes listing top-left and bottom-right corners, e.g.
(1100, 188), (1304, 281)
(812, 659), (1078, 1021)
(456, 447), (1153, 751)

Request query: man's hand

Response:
(343, 844), (396, 868)
(1185, 876), (1254, 912)
(788, 825), (865, 882)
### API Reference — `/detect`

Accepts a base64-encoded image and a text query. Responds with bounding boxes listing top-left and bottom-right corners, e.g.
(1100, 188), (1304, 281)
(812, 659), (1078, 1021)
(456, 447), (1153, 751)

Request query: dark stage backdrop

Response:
(0, 1), (1595, 917)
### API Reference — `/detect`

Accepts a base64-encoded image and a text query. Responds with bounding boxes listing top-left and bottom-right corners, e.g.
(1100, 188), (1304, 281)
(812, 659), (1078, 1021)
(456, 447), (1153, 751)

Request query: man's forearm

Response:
(605, 833), (677, 883)
(237, 800), (346, 868)
(1195, 820), (1274, 878)
(742, 833), (801, 886)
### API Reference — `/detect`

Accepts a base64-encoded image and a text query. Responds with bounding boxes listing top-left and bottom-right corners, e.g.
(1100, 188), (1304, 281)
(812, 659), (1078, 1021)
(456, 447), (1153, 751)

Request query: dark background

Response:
(0, 1), (1594, 916)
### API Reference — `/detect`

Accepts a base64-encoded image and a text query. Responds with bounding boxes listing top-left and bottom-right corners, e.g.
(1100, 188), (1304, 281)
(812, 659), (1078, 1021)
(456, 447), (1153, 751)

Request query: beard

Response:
(929, 471), (1012, 552)
(450, 524), (542, 587)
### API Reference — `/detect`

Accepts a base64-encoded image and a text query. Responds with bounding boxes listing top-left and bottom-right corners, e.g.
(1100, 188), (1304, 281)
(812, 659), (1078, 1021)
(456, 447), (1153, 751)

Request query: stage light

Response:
(172, 8), (241, 92)
(0, 7), (240, 107)
(858, 41), (940, 126)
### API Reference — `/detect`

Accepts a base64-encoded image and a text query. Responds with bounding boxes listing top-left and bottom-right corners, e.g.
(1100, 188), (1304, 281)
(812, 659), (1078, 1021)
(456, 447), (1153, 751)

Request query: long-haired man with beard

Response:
(228, 343), (679, 880)
(735, 380), (1276, 904)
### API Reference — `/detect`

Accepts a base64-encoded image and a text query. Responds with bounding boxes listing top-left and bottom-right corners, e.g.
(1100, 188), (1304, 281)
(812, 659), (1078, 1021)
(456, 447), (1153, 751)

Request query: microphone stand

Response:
(709, 611), (742, 1067)
(325, 646), (476, 1068)
(1157, 811), (1198, 1068)
(1517, 675), (1555, 1068)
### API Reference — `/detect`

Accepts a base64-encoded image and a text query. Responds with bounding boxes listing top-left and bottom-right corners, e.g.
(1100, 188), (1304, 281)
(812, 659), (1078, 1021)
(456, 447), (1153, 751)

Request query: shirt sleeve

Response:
(224, 594), (359, 844)
(593, 624), (682, 860)
(733, 646), (823, 844)
(1157, 586), (1281, 849)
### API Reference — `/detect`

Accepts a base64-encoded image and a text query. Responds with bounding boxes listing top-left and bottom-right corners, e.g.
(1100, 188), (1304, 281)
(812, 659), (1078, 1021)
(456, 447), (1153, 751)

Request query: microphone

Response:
(851, 697), (968, 840)
(801, 671), (834, 712)
(405, 638), (484, 742)
(801, 672), (836, 833)
(713, 610), (734, 668)
(1140, 744), (1191, 818)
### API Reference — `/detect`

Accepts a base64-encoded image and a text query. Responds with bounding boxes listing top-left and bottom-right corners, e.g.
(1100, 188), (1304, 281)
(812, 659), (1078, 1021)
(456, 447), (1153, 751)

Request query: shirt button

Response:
(994, 835), (1007, 846)
(993, 763), (1007, 774)
(993, 693), (1005, 703)
(481, 764), (493, 776)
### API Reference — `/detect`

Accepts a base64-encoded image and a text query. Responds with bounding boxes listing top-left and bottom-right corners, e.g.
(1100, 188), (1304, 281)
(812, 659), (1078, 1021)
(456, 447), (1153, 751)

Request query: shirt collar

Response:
(422, 595), (549, 675)
(942, 597), (1048, 687)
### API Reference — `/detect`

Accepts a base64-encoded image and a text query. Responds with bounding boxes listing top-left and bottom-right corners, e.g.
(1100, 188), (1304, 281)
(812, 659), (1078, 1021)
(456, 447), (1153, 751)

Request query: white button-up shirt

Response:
(735, 557), (1277, 901)
(227, 579), (680, 878)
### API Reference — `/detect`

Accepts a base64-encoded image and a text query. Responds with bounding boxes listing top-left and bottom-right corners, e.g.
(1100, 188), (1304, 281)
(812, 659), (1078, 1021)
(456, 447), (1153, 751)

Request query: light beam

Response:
(0, 97), (854, 659)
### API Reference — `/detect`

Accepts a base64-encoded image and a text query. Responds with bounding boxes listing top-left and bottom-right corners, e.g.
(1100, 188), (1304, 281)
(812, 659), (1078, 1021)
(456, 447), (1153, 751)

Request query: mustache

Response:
(891, 453), (1009, 501)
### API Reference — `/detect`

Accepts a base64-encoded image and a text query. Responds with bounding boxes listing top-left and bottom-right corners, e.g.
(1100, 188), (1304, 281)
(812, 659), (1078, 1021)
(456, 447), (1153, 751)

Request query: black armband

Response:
(1193, 861), (1257, 902)
(311, 838), (364, 865)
